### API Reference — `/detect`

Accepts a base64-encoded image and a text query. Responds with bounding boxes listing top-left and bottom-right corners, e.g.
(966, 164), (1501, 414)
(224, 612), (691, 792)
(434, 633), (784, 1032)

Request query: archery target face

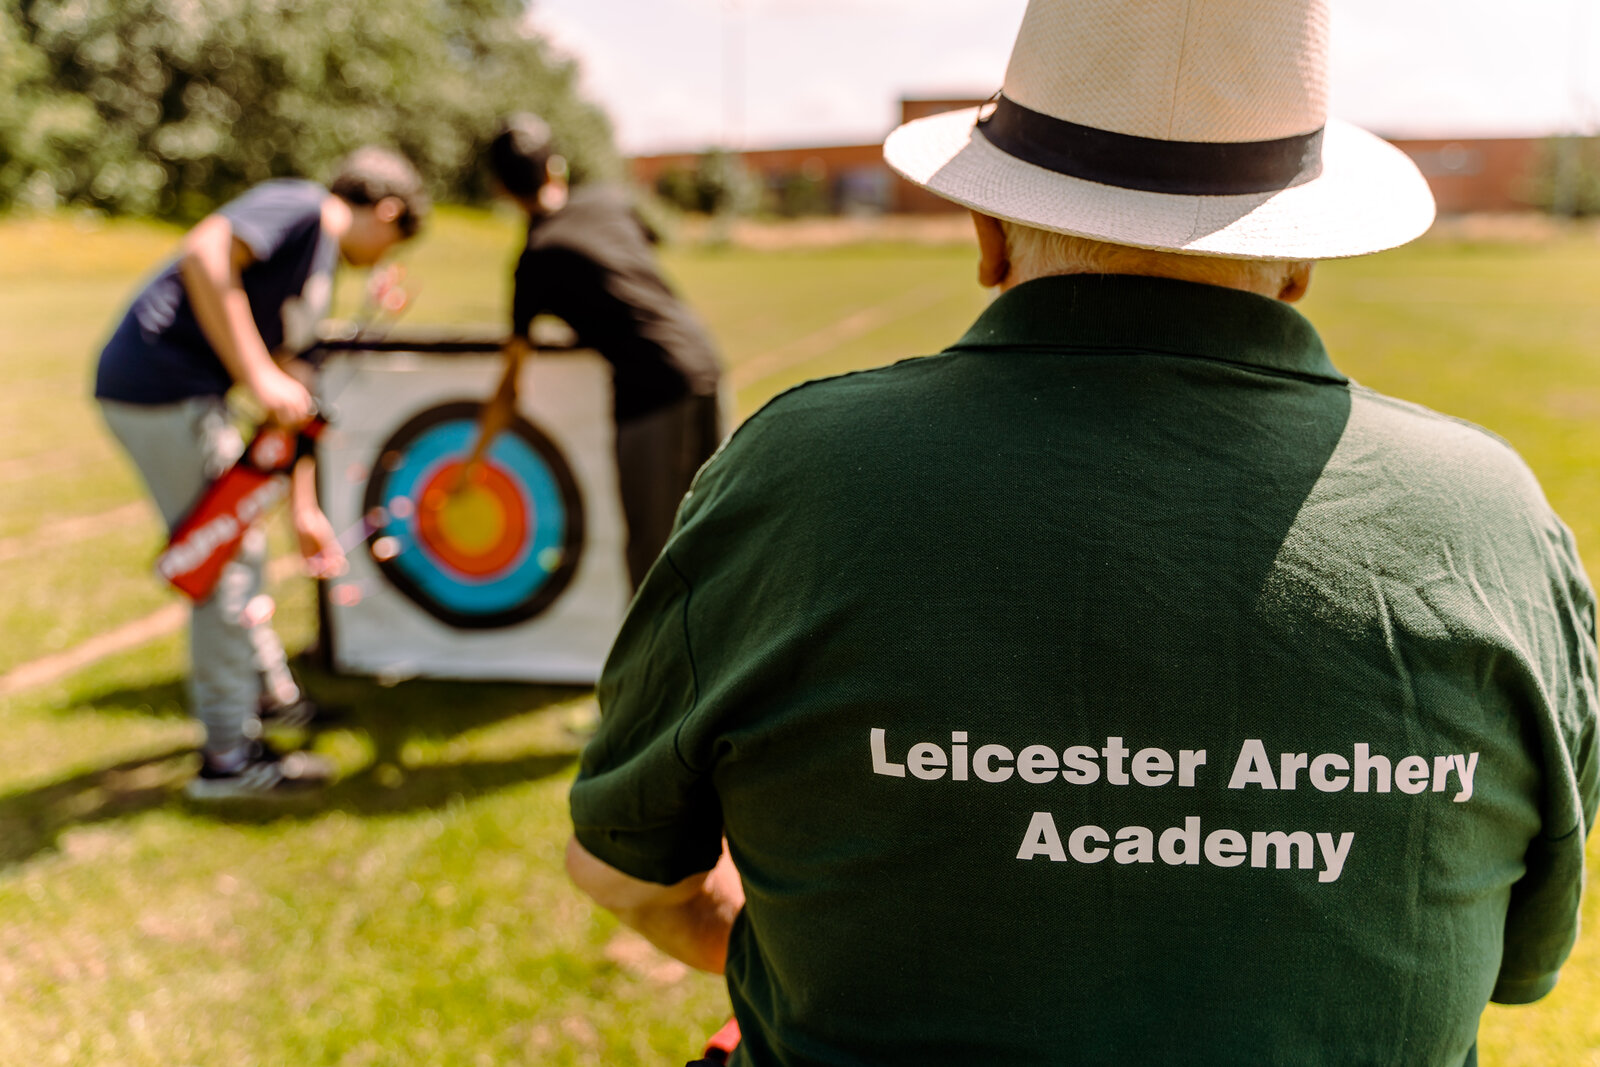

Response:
(363, 402), (584, 629)
(315, 347), (628, 684)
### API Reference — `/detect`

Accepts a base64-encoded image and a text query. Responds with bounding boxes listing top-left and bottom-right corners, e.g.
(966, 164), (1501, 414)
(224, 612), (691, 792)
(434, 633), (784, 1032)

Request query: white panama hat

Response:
(884, 0), (1436, 260)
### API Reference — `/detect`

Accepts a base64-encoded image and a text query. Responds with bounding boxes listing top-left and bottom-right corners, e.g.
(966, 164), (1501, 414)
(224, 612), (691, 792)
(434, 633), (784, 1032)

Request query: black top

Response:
(511, 186), (721, 422)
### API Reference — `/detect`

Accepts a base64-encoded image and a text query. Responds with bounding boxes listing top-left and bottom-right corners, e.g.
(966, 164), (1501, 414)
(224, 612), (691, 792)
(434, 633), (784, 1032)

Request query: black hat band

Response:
(975, 94), (1324, 196)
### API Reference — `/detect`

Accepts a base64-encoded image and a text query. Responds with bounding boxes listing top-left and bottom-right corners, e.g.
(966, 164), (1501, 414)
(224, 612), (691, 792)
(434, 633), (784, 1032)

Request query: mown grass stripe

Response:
(729, 283), (954, 390)
(0, 555), (303, 696)
(0, 502), (148, 563)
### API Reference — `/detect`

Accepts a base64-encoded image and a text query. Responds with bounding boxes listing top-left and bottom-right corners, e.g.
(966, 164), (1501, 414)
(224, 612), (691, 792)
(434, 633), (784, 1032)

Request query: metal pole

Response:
(723, 0), (744, 151)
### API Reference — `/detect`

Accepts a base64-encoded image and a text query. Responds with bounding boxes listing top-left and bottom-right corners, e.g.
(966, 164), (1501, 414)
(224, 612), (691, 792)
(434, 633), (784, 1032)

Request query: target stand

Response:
(311, 327), (629, 684)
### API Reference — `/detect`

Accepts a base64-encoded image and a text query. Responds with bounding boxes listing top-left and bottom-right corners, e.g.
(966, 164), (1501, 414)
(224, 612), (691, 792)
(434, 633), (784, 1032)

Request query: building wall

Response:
(1386, 138), (1542, 214)
(628, 99), (1549, 218)
(630, 143), (891, 215)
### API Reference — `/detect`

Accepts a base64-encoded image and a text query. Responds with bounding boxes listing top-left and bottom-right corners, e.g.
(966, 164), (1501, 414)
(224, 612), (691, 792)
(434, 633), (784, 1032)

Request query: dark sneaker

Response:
(185, 743), (334, 799)
(257, 697), (323, 730)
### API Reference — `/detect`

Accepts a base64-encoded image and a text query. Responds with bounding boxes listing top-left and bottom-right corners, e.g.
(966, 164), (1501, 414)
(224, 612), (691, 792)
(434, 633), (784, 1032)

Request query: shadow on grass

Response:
(4, 661), (592, 867)
(0, 744), (199, 867)
(198, 750), (581, 826)
(80, 677), (188, 719)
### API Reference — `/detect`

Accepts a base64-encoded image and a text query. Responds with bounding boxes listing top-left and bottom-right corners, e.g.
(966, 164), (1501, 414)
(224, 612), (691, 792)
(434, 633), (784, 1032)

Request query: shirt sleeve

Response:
(219, 181), (324, 264)
(1491, 515), (1600, 1003)
(511, 245), (601, 341)
(566, 389), (838, 886)
(569, 539), (725, 885)
(510, 245), (539, 339)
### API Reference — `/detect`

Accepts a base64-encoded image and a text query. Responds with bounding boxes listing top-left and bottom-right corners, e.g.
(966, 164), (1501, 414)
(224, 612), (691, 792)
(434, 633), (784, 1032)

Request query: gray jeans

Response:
(100, 397), (297, 755)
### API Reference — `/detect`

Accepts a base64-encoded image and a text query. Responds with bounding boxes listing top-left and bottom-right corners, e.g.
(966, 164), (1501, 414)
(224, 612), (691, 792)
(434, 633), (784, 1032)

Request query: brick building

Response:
(629, 99), (1549, 217)
(629, 142), (892, 215)
(1394, 138), (1544, 214)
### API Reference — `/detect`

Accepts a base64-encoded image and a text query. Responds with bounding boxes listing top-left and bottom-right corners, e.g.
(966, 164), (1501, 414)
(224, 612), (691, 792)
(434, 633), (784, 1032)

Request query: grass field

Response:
(2, 205), (1598, 1065)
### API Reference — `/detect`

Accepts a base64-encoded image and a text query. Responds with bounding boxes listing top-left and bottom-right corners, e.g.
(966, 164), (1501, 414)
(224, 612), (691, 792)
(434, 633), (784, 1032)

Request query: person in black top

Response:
(480, 114), (725, 589)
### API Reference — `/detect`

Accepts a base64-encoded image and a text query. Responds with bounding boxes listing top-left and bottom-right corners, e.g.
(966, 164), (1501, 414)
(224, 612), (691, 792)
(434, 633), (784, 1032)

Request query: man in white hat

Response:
(566, 1), (1598, 1063)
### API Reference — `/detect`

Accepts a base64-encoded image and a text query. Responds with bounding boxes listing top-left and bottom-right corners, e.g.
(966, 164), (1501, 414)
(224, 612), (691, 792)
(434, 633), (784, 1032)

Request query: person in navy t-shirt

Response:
(95, 147), (429, 799)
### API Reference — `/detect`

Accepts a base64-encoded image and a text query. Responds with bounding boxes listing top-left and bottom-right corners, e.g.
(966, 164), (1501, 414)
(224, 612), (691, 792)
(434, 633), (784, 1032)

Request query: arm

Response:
(282, 355), (344, 578)
(472, 234), (577, 472)
(1493, 519), (1600, 1003)
(178, 214), (313, 426)
(462, 334), (531, 475)
(290, 455), (346, 579)
(565, 834), (744, 975)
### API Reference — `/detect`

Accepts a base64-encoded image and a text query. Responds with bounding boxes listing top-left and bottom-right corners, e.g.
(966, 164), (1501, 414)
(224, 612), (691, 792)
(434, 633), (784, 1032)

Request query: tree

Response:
(1524, 136), (1600, 218)
(0, 0), (620, 217)
(652, 149), (760, 217)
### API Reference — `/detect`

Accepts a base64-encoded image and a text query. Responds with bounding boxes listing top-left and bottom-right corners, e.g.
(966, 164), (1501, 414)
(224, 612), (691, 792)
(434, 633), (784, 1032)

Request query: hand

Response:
(280, 355), (318, 389)
(294, 506), (347, 579)
(366, 264), (408, 313)
(565, 836), (743, 975)
(250, 363), (315, 428)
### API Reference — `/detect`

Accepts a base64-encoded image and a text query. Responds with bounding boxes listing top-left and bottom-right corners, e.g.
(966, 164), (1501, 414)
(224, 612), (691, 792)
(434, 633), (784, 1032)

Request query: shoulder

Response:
(686, 356), (955, 506)
(514, 237), (599, 281)
(218, 180), (328, 253)
(668, 358), (952, 579)
(531, 186), (635, 243)
(1271, 384), (1586, 628)
(1345, 385), (1554, 518)
(565, 184), (631, 216)
(221, 179), (327, 219)
(739, 356), (951, 442)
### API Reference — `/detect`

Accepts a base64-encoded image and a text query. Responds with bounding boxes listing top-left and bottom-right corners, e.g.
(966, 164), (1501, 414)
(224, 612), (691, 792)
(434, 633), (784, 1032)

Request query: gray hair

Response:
(1000, 220), (1309, 298)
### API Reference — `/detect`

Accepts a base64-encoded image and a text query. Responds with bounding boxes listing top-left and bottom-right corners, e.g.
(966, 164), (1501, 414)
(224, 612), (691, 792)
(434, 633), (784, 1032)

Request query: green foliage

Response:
(770, 171), (831, 218)
(652, 166), (701, 214)
(652, 149), (761, 217)
(1524, 137), (1600, 217)
(0, 0), (621, 218)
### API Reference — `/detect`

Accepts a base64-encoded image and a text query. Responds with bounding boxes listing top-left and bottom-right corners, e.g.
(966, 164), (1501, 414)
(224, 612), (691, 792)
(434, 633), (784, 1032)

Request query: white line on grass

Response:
(0, 448), (82, 483)
(729, 283), (956, 391)
(0, 502), (149, 563)
(0, 555), (305, 698)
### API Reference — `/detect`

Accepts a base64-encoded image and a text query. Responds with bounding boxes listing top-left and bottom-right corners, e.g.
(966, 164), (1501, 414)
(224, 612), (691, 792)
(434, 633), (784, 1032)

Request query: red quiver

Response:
(156, 417), (327, 601)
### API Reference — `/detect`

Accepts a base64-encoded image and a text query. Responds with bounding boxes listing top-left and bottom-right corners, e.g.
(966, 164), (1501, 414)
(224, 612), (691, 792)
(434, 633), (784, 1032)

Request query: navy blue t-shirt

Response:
(95, 180), (337, 404)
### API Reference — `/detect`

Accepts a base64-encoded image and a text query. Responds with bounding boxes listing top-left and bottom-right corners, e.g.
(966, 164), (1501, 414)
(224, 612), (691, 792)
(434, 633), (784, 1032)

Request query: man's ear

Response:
(374, 196), (404, 225)
(972, 211), (1010, 289)
(1278, 262), (1313, 303)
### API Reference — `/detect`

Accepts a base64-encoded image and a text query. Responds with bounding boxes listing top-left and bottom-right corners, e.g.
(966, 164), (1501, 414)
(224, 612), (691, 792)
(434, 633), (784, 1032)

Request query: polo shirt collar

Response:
(948, 274), (1344, 385)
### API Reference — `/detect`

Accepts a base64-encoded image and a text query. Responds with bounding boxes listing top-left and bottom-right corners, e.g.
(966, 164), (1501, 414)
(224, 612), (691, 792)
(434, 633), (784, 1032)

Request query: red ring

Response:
(415, 461), (528, 577)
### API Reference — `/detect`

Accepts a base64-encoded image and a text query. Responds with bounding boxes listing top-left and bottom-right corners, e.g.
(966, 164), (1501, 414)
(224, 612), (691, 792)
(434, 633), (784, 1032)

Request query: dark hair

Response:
(488, 113), (555, 199)
(329, 146), (430, 239)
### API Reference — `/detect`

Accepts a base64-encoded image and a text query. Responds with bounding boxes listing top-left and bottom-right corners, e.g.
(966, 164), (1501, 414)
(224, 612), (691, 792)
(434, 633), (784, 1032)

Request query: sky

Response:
(526, 0), (1600, 156)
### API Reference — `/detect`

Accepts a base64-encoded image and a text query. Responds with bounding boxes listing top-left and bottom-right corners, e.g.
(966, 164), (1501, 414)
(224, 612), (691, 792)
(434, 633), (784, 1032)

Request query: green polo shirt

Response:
(572, 274), (1599, 1066)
